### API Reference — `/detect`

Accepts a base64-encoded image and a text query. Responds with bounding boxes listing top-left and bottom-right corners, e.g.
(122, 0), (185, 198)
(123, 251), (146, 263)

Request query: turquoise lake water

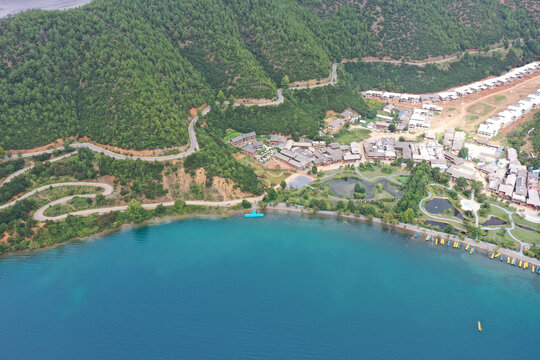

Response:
(1, 213), (539, 359)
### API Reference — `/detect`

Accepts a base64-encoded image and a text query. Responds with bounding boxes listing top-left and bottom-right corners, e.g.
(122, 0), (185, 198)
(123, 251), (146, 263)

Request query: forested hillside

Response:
(0, 0), (538, 150)
(345, 48), (536, 93)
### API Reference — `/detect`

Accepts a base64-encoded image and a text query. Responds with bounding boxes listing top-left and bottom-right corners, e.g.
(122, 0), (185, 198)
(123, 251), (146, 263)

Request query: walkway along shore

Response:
(2, 177), (540, 269)
(265, 204), (540, 270)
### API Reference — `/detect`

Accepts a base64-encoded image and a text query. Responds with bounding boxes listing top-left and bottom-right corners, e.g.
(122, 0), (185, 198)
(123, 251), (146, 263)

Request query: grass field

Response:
(466, 102), (495, 117)
(512, 215), (540, 231)
(510, 226), (540, 246)
(483, 230), (520, 251)
(223, 130), (243, 143)
(487, 95), (507, 104)
(479, 203), (511, 224)
(358, 167), (408, 180)
(333, 128), (371, 144)
(254, 169), (292, 187)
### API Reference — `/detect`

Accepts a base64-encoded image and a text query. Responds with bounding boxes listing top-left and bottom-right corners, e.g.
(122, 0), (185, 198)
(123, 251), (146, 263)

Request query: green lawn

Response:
(512, 215), (540, 232)
(482, 230), (520, 251)
(223, 130), (243, 143)
(395, 175), (410, 184)
(488, 95), (506, 104)
(254, 169), (292, 187)
(358, 167), (408, 179)
(333, 128), (372, 144)
(466, 102), (495, 117)
(509, 226), (540, 246)
(479, 203), (511, 224)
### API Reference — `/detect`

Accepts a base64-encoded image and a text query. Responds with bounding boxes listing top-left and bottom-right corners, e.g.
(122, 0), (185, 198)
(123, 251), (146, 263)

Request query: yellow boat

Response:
(426, 235), (430, 241)
(478, 321), (482, 332)
(494, 252), (500, 258)
(490, 253), (494, 259)
(507, 257), (511, 264)
(519, 260), (523, 267)
(466, 244), (470, 251)
(435, 238), (439, 246)
(524, 262), (528, 269)
(512, 258), (516, 265)
(441, 239), (445, 245)
(532, 266), (536, 273)
(469, 248), (473, 254)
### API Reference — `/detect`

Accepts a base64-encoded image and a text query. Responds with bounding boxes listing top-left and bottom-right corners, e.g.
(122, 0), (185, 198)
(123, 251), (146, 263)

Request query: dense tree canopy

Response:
(0, 0), (537, 150)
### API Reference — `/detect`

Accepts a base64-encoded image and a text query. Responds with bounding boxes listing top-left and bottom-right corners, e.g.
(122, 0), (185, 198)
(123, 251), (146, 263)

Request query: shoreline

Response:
(0, 208), (246, 259)
(265, 204), (540, 269)
(2, 203), (540, 272)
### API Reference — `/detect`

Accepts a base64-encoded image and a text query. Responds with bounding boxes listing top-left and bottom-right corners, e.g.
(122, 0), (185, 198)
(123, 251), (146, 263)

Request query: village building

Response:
(241, 141), (264, 156)
(328, 118), (345, 132)
(269, 135), (286, 146)
(230, 131), (257, 147)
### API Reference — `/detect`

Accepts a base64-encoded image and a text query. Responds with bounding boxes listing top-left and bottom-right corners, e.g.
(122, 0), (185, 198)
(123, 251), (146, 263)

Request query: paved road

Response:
(2, 63), (342, 162)
(235, 62), (339, 107)
(2, 107), (211, 162)
(0, 151), (77, 189)
(0, 181), (113, 211)
(32, 188), (264, 222)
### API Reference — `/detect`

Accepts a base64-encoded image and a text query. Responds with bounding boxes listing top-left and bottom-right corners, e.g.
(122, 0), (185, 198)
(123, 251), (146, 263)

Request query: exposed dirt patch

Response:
(265, 159), (294, 170)
(501, 110), (539, 136)
(194, 168), (207, 186)
(235, 97), (276, 105)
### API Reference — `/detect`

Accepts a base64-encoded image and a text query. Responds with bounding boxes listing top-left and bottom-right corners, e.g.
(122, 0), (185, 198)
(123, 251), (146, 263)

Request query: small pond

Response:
(517, 224), (538, 232)
(425, 198), (463, 219)
(424, 220), (452, 231)
(482, 216), (507, 226)
(325, 178), (402, 200)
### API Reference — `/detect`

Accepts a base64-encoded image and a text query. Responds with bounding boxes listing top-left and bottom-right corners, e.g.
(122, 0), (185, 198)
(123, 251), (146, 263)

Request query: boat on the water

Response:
(245, 210), (264, 218)
(478, 321), (482, 332)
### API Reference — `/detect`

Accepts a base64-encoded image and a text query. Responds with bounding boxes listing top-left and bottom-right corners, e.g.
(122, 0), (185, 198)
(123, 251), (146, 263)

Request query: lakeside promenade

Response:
(265, 204), (540, 269)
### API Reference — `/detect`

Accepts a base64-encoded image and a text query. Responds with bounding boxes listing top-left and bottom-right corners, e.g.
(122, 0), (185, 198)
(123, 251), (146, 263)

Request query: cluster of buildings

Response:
(327, 108), (361, 133)
(479, 148), (540, 209)
(275, 141), (362, 170)
(371, 104), (439, 132)
(229, 131), (275, 162)
(361, 62), (540, 104)
(477, 88), (540, 138)
(443, 129), (466, 151)
(363, 138), (448, 169)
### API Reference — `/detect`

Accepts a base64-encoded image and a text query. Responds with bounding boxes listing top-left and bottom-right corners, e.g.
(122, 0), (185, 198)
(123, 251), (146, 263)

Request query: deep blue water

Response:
(1, 213), (539, 359)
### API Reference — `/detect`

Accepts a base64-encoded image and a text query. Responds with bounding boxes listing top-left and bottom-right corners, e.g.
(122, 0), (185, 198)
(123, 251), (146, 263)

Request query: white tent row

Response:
(477, 87), (540, 138)
(361, 62), (540, 104)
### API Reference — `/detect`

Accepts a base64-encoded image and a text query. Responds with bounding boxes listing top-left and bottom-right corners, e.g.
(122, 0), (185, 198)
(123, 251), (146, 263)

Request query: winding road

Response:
(3, 63), (341, 162)
(0, 182), (113, 211)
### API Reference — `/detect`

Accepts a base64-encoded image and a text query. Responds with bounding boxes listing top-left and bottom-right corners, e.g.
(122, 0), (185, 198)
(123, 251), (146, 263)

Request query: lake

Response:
(1, 213), (539, 359)
(0, 0), (93, 18)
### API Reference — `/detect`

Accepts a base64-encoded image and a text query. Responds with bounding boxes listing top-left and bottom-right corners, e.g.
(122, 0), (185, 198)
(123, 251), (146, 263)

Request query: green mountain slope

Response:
(0, 0), (537, 149)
